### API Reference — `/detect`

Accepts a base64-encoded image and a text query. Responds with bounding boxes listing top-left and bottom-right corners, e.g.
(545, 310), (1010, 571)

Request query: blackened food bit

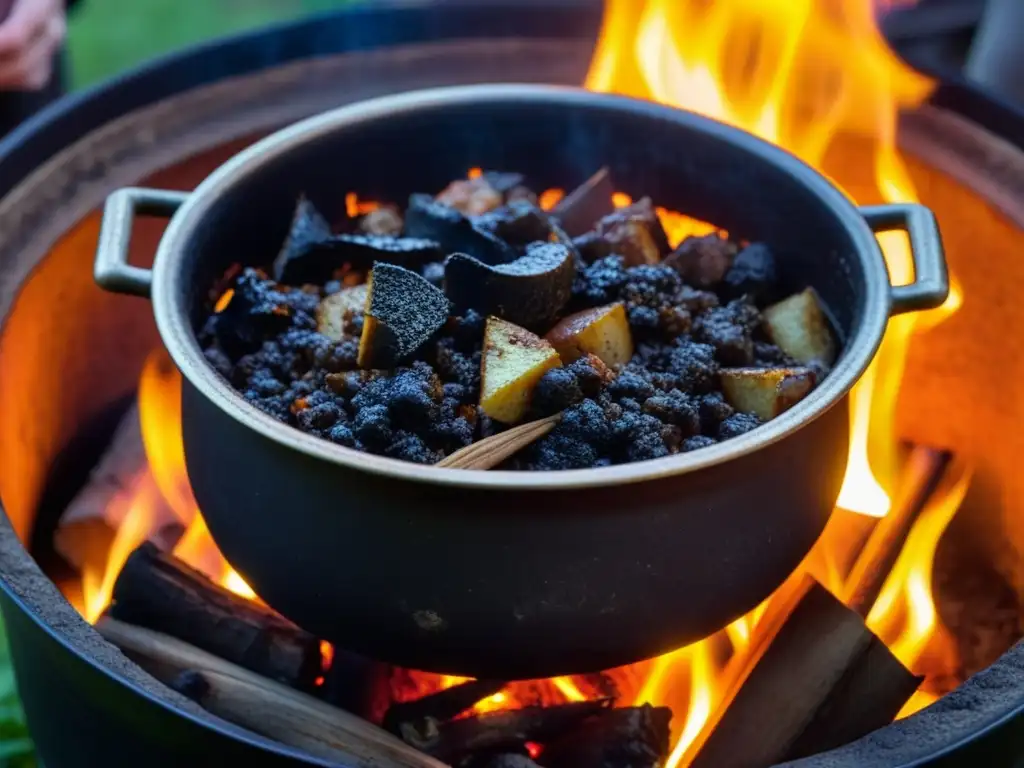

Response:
(404, 193), (516, 266)
(642, 390), (701, 436)
(718, 411), (762, 440)
(213, 268), (317, 359)
(693, 297), (761, 366)
(663, 233), (738, 288)
(683, 435), (718, 452)
(722, 242), (778, 304)
(357, 264), (451, 369)
(444, 241), (575, 330)
(531, 367), (585, 418)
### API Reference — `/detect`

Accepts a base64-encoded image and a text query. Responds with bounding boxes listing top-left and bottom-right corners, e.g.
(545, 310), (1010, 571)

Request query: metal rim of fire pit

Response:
(0, 2), (1021, 766)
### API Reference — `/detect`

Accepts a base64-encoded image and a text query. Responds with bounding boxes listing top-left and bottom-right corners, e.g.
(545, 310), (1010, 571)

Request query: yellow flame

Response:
(868, 462), (972, 669)
(81, 473), (161, 623)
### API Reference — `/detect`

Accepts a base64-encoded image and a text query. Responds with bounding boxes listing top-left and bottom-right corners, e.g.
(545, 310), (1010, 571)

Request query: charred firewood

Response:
(320, 647), (393, 720)
(540, 705), (672, 768)
(383, 678), (509, 735)
(109, 542), (322, 691)
(400, 698), (613, 763)
(97, 618), (445, 768)
(54, 401), (181, 571)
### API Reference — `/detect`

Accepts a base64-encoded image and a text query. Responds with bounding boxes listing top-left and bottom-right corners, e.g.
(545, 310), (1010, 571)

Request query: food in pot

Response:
(199, 170), (838, 469)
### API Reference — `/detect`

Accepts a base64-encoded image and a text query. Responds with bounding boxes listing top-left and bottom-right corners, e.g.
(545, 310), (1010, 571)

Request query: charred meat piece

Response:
(357, 264), (451, 369)
(551, 166), (616, 237)
(358, 205), (404, 237)
(663, 233), (738, 288)
(435, 175), (504, 215)
(594, 197), (672, 266)
(445, 242), (575, 331)
(405, 193), (516, 266)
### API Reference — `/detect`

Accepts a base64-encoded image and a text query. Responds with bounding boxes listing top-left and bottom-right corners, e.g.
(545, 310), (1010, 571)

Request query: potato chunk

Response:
(721, 367), (817, 420)
(762, 288), (836, 365)
(545, 303), (634, 368)
(481, 317), (562, 424)
(316, 284), (369, 341)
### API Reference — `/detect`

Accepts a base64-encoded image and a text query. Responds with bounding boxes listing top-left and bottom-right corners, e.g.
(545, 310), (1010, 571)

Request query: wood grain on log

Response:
(97, 617), (448, 768)
(110, 542), (321, 690)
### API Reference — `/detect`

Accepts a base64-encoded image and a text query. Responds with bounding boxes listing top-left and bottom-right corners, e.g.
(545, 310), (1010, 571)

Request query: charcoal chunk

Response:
(276, 233), (443, 285)
(444, 242), (575, 330)
(722, 242), (778, 304)
(663, 233), (738, 288)
(405, 193), (516, 265)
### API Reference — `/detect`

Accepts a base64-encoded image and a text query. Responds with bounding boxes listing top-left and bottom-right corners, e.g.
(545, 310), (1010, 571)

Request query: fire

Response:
(583, 0), (965, 760)
(63, 0), (972, 760)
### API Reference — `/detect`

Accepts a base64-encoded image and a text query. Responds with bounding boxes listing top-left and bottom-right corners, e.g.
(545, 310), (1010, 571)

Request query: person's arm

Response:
(0, 0), (66, 91)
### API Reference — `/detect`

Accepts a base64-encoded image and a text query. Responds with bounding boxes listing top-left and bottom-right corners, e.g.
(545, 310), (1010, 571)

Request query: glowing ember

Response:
(65, 0), (971, 760)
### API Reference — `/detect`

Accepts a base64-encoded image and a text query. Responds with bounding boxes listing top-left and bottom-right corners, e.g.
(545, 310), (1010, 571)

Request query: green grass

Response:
(2, 3), (357, 762)
(68, 0), (348, 88)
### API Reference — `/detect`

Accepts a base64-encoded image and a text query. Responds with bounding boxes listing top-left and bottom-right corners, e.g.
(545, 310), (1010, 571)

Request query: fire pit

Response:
(1, 1), (1024, 767)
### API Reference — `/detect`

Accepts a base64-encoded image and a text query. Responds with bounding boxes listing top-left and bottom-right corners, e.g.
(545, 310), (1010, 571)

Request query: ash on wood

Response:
(687, 577), (921, 768)
(109, 541), (321, 690)
(96, 618), (447, 768)
(54, 401), (180, 570)
(383, 678), (508, 735)
(541, 704), (672, 768)
(401, 698), (613, 763)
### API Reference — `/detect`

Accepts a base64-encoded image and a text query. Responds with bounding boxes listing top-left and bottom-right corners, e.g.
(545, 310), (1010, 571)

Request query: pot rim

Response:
(152, 83), (891, 491)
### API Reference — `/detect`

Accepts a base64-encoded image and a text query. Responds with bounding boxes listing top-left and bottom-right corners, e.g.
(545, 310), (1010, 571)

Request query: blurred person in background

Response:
(0, 0), (75, 137)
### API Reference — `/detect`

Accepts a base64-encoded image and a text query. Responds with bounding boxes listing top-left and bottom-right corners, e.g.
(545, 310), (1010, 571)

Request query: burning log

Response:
(686, 577), (921, 768)
(54, 401), (181, 570)
(96, 618), (447, 768)
(109, 542), (322, 691)
(540, 704), (672, 768)
(383, 678), (509, 735)
(400, 698), (613, 763)
(843, 446), (950, 617)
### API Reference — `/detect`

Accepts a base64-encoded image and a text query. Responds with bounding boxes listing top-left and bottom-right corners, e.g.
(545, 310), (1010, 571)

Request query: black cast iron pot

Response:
(92, 84), (948, 679)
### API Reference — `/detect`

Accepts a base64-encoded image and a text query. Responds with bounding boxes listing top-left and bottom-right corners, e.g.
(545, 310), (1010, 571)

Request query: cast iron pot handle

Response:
(859, 203), (949, 316)
(94, 187), (189, 298)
